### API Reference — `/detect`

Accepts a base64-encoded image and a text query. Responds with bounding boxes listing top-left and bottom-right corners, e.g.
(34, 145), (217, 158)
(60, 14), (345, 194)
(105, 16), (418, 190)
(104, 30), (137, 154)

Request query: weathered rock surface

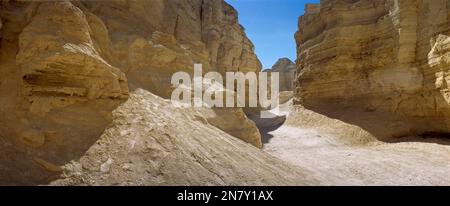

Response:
(51, 89), (317, 186)
(200, 107), (263, 148)
(81, 0), (262, 97)
(268, 58), (296, 92)
(79, 0), (262, 127)
(295, 0), (450, 139)
(0, 0), (264, 184)
(0, 1), (128, 169)
(17, 1), (130, 109)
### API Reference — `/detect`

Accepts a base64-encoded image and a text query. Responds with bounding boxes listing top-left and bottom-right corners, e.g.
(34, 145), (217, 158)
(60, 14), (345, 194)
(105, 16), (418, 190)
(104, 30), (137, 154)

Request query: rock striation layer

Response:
(81, 0), (262, 97)
(295, 0), (450, 139)
(0, 0), (263, 184)
(270, 58), (296, 92)
(51, 89), (317, 186)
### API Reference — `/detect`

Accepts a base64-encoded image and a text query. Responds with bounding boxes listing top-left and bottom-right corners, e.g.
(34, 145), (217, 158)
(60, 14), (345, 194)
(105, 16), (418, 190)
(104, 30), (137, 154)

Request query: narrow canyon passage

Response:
(3, 0), (450, 187)
(257, 102), (450, 186)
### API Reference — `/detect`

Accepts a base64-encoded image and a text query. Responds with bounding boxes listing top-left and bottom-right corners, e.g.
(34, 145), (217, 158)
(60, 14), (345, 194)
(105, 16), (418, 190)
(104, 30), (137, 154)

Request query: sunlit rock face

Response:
(81, 0), (263, 147)
(295, 0), (450, 139)
(50, 90), (315, 186)
(0, 0), (263, 184)
(80, 0), (261, 98)
(270, 58), (296, 92)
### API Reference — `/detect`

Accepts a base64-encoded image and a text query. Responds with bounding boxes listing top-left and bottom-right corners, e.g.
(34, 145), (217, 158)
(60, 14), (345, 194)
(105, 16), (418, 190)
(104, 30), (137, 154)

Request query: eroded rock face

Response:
(18, 2), (129, 112)
(0, 1), (130, 184)
(200, 107), (263, 148)
(50, 90), (314, 185)
(0, 0), (263, 184)
(81, 0), (261, 97)
(295, 0), (450, 139)
(270, 58), (296, 92)
(80, 0), (263, 147)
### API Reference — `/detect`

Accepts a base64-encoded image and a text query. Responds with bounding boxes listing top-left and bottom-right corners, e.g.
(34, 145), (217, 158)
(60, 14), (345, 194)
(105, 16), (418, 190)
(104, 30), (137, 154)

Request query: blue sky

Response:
(226, 0), (320, 69)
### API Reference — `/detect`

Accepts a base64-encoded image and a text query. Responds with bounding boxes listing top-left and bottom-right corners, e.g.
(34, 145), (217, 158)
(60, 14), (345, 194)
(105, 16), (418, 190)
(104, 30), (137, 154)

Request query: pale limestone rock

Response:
(0, 0), (264, 184)
(0, 1), (128, 162)
(176, 77), (263, 148)
(81, 0), (261, 97)
(269, 58), (296, 92)
(34, 158), (62, 173)
(200, 107), (263, 148)
(279, 91), (294, 104)
(295, 0), (450, 139)
(80, 0), (263, 145)
(50, 89), (317, 186)
(262, 58), (296, 106)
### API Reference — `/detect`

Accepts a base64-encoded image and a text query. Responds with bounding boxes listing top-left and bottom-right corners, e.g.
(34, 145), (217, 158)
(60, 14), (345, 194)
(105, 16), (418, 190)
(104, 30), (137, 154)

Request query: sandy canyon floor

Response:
(258, 102), (450, 186)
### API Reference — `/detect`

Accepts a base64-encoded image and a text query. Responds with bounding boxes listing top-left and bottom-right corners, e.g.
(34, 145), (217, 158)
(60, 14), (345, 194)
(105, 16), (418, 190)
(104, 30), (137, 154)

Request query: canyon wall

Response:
(263, 58), (296, 104)
(270, 58), (296, 92)
(295, 0), (450, 139)
(80, 0), (261, 97)
(0, 0), (263, 184)
(50, 89), (317, 186)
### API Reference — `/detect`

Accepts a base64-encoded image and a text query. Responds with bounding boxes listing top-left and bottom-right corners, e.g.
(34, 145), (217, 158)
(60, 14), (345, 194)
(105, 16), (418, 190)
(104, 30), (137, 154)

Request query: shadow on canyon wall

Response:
(0, 101), (120, 185)
(304, 99), (450, 146)
(250, 114), (286, 145)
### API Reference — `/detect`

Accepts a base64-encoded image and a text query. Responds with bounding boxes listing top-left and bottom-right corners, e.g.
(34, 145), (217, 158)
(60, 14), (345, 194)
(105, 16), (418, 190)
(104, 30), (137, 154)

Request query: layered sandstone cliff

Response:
(51, 89), (317, 186)
(0, 0), (264, 184)
(295, 0), (450, 139)
(270, 58), (296, 92)
(262, 58), (296, 105)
